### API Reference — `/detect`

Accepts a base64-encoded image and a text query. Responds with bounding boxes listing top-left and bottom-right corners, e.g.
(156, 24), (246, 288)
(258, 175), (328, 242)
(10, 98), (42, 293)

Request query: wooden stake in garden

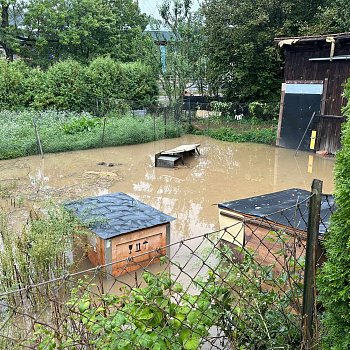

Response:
(302, 179), (322, 349)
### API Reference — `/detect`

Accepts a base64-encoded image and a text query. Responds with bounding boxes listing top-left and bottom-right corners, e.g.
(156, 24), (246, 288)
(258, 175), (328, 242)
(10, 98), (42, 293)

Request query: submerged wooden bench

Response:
(155, 144), (200, 168)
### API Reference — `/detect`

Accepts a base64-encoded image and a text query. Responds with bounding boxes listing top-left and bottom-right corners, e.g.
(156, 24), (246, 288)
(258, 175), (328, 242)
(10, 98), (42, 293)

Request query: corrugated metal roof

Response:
(218, 188), (335, 234)
(275, 32), (350, 44)
(65, 192), (175, 240)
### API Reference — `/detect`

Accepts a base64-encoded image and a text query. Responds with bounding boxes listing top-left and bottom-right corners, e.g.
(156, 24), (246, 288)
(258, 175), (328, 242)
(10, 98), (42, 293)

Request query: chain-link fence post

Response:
(33, 115), (44, 158)
(302, 178), (323, 349)
(101, 117), (106, 146)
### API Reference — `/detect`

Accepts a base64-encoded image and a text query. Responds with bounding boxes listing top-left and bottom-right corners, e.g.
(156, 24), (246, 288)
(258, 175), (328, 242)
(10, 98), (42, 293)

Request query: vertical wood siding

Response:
(283, 41), (350, 116)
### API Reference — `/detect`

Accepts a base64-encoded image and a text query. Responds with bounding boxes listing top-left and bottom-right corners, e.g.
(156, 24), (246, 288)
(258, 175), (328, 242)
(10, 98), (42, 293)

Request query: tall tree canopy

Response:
(22, 0), (148, 65)
(202, 0), (327, 102)
(309, 0), (350, 35)
(1, 0), (149, 66)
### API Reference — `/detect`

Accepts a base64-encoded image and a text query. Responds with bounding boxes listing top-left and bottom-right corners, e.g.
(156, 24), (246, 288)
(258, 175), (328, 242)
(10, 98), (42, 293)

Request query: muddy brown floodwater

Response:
(0, 134), (335, 285)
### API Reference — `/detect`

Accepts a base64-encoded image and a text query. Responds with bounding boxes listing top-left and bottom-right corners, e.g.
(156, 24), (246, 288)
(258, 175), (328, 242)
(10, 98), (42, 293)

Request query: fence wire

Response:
(0, 192), (334, 349)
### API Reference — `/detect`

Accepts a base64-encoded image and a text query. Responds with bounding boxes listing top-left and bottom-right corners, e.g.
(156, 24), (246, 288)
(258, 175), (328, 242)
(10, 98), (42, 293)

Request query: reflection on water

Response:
(0, 135), (335, 279)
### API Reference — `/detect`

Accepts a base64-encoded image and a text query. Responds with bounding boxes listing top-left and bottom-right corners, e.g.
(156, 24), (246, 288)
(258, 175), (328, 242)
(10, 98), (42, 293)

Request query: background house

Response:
(66, 192), (175, 276)
(276, 33), (350, 154)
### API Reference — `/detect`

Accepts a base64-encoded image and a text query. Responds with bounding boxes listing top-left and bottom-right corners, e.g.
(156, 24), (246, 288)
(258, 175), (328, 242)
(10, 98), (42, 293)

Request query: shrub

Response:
(248, 101), (279, 120)
(36, 60), (88, 111)
(22, 68), (46, 109)
(202, 126), (277, 144)
(85, 57), (125, 114)
(121, 61), (159, 108)
(0, 60), (29, 110)
(318, 106), (350, 348)
(63, 115), (102, 134)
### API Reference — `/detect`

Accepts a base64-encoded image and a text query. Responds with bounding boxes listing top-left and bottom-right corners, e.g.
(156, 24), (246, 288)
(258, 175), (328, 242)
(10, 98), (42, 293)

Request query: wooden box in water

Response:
(66, 192), (174, 276)
(155, 144), (200, 168)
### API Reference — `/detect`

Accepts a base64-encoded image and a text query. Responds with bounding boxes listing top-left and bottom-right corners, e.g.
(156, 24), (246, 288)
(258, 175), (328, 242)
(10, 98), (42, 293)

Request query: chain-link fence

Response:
(0, 180), (335, 349)
(0, 99), (278, 160)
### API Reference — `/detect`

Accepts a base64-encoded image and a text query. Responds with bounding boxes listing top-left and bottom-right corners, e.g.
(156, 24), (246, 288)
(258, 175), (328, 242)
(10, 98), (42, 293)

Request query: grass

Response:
(191, 116), (277, 145)
(0, 110), (183, 160)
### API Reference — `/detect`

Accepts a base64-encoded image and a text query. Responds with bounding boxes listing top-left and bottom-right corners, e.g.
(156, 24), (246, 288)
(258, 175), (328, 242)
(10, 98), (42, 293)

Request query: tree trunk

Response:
(1, 4), (14, 61)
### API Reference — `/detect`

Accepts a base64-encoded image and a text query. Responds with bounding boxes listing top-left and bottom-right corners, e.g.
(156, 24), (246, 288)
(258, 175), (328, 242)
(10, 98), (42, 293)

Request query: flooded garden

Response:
(1, 133), (334, 246)
(0, 133), (336, 349)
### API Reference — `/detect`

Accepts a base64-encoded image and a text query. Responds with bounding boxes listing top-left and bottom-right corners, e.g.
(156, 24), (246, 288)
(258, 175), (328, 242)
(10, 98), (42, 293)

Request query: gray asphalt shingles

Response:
(65, 192), (175, 240)
(218, 188), (335, 234)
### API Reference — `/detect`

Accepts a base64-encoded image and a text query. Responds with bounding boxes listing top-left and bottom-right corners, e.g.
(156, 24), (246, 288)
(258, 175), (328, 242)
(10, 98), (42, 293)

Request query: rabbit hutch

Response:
(66, 192), (175, 276)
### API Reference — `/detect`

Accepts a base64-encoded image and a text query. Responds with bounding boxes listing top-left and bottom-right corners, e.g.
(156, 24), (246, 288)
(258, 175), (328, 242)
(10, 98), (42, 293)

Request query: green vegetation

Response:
(34, 272), (229, 350)
(205, 126), (277, 144)
(0, 205), (77, 296)
(0, 58), (158, 113)
(202, 0), (348, 103)
(318, 84), (350, 349)
(0, 110), (182, 160)
(0, 0), (148, 64)
(192, 111), (277, 145)
(32, 241), (302, 349)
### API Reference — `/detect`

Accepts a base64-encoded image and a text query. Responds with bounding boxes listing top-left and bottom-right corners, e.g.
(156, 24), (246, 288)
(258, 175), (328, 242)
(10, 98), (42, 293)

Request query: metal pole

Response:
(101, 117), (106, 145)
(164, 106), (167, 137)
(302, 179), (323, 349)
(33, 115), (44, 158)
(295, 112), (316, 156)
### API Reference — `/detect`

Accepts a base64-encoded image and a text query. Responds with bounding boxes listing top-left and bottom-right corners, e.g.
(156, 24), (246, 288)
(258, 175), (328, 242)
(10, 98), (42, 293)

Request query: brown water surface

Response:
(0, 134), (334, 240)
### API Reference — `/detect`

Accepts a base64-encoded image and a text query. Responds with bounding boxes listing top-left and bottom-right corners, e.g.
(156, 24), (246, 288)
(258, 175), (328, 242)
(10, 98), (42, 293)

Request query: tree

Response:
(154, 0), (207, 103)
(0, 0), (22, 60)
(307, 0), (350, 35)
(202, 0), (327, 103)
(20, 0), (149, 66)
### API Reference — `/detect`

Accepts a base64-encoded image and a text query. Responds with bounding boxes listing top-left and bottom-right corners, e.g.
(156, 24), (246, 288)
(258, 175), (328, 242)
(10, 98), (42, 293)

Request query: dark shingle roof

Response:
(218, 188), (335, 234)
(65, 192), (175, 240)
(145, 30), (176, 43)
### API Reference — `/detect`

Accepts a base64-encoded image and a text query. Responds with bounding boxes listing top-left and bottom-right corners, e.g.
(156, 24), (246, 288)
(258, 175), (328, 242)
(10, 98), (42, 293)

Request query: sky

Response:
(138, 0), (200, 20)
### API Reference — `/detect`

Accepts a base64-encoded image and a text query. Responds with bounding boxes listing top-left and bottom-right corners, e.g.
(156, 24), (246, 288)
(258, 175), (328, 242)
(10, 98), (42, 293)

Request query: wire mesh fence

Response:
(0, 185), (335, 349)
(0, 99), (278, 160)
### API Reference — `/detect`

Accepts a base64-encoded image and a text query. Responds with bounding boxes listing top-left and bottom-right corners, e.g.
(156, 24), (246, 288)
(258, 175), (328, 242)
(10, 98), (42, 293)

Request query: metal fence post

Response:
(101, 117), (106, 146)
(302, 179), (323, 349)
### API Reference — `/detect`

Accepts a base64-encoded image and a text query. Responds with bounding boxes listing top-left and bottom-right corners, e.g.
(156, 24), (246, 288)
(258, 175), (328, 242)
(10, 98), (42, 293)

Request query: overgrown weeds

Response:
(0, 110), (183, 160)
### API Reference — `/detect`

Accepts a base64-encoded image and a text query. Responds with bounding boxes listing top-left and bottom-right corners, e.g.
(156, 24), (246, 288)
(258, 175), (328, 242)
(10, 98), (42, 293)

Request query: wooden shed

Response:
(276, 33), (350, 154)
(66, 192), (175, 276)
(218, 189), (334, 268)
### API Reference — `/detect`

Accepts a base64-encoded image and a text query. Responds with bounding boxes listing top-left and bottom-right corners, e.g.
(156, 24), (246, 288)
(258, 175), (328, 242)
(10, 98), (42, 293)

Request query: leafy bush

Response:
(32, 238), (302, 349)
(85, 56), (125, 114)
(202, 126), (277, 144)
(210, 101), (232, 117)
(0, 58), (158, 113)
(22, 68), (46, 108)
(318, 104), (350, 348)
(248, 101), (279, 120)
(121, 61), (159, 108)
(36, 60), (88, 111)
(63, 115), (102, 134)
(34, 272), (228, 349)
(0, 60), (29, 110)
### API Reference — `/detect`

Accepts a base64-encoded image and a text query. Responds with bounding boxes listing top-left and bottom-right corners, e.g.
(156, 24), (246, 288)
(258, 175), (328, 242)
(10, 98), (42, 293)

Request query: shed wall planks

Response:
(283, 41), (350, 116)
